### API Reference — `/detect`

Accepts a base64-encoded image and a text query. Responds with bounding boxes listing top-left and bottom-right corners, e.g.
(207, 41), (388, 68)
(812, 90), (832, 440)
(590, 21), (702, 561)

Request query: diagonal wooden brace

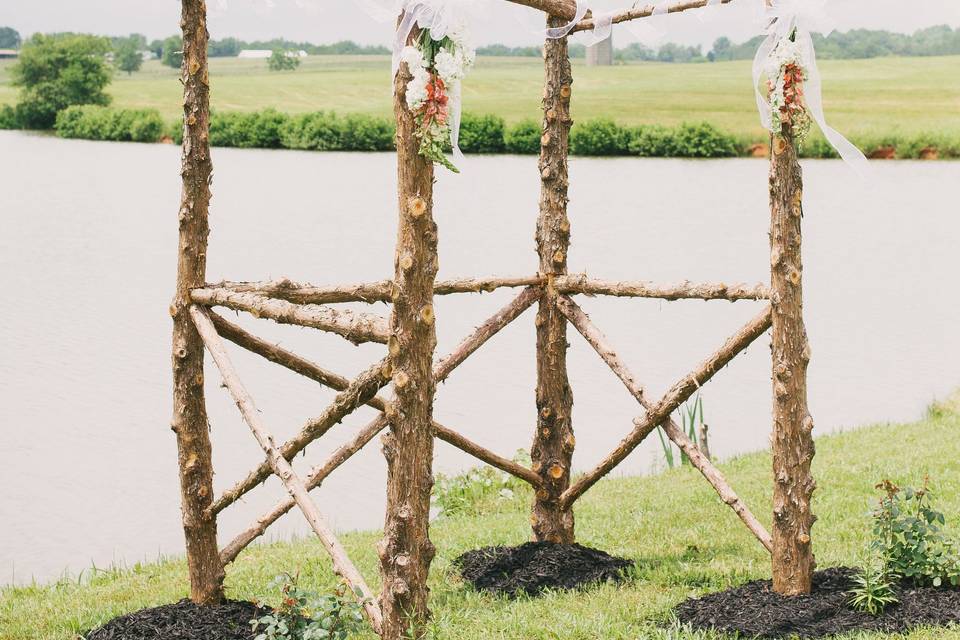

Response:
(191, 288), (389, 344)
(189, 306), (383, 633)
(213, 354), (390, 514)
(211, 288), (541, 513)
(556, 297), (774, 553)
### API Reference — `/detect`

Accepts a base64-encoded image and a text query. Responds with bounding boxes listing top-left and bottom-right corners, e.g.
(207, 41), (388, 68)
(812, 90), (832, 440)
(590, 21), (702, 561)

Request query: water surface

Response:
(1, 131), (957, 585)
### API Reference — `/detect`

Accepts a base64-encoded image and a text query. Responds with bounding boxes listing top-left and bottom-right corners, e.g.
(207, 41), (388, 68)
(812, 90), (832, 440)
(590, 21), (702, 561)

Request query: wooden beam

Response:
(191, 288), (389, 345)
(190, 306), (383, 633)
(501, 0), (735, 29)
(531, 18), (576, 545)
(558, 301), (773, 509)
(555, 275), (770, 301)
(557, 296), (773, 552)
(209, 276), (543, 305)
(170, 0), (223, 605)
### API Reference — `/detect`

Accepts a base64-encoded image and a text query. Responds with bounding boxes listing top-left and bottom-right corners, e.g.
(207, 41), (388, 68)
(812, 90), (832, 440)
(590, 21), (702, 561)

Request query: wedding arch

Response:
(170, 0), (863, 637)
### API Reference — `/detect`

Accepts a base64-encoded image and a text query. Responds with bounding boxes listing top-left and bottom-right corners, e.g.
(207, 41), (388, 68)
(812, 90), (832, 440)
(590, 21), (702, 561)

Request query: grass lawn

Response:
(2, 392), (960, 639)
(2, 55), (958, 141)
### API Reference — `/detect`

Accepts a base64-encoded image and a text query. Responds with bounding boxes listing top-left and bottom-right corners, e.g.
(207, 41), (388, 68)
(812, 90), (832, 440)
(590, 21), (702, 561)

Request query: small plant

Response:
(251, 573), (365, 640)
(432, 450), (530, 518)
(655, 426), (676, 469)
(870, 479), (960, 587)
(848, 563), (898, 615)
(679, 394), (705, 466)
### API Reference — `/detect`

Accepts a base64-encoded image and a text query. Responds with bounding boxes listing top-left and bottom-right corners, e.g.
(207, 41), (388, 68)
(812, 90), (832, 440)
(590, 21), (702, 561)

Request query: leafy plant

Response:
(251, 573), (365, 640)
(870, 479), (960, 587)
(432, 450), (531, 518)
(848, 563), (898, 615)
(679, 394), (704, 466)
(268, 50), (302, 72)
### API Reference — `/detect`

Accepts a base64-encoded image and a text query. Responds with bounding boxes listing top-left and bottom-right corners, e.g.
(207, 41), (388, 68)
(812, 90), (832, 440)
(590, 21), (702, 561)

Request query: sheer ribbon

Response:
(752, 0), (868, 174)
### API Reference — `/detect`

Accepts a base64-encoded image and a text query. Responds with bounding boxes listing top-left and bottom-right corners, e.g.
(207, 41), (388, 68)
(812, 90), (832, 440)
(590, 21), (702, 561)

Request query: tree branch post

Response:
(170, 0), (223, 605)
(531, 19), (576, 544)
(378, 22), (437, 640)
(769, 130), (816, 595)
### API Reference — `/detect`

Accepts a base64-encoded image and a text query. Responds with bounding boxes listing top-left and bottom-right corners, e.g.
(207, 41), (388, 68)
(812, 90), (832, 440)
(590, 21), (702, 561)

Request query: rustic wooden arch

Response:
(170, 0), (816, 638)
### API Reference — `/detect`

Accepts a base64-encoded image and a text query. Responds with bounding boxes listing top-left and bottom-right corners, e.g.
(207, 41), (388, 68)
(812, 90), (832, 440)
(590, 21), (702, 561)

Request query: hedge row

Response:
(23, 104), (958, 160)
(55, 105), (165, 143)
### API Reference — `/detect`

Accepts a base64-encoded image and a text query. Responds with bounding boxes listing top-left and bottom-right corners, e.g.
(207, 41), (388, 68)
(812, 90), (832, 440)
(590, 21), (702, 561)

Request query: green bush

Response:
(626, 124), (674, 157)
(55, 105), (165, 142)
(209, 109), (289, 148)
(570, 118), (631, 155)
(458, 113), (506, 153)
(0, 104), (18, 129)
(504, 120), (541, 154)
(280, 111), (394, 151)
(667, 122), (739, 157)
(337, 113), (394, 151)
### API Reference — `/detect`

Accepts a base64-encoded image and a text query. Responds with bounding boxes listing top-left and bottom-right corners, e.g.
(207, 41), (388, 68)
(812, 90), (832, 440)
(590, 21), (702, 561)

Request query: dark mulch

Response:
(83, 599), (267, 640)
(675, 566), (960, 639)
(454, 542), (634, 598)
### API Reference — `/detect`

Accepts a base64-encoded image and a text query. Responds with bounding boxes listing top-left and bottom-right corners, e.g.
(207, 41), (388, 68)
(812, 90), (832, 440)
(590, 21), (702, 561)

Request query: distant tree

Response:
(161, 35), (183, 68)
(148, 38), (164, 59)
(267, 49), (300, 71)
(710, 36), (732, 61)
(113, 38), (143, 75)
(0, 26), (20, 49)
(10, 33), (112, 128)
(209, 37), (242, 57)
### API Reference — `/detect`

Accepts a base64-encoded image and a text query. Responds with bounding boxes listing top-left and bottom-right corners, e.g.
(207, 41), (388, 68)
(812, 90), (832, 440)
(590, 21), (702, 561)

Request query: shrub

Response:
(337, 113), (394, 151)
(55, 105), (164, 142)
(209, 109), (289, 148)
(0, 104), (18, 129)
(458, 113), (506, 153)
(871, 479), (960, 587)
(251, 573), (365, 640)
(570, 118), (631, 155)
(504, 120), (541, 154)
(668, 122), (739, 158)
(626, 124), (674, 157)
(268, 49), (301, 72)
(281, 111), (345, 151)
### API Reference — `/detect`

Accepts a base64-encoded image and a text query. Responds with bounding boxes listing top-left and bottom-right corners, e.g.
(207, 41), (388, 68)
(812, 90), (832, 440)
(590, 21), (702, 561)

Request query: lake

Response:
(1, 130), (957, 586)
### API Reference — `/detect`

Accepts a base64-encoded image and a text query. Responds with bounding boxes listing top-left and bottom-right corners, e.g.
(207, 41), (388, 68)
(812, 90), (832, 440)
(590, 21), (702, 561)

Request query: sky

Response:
(2, 1), (959, 49)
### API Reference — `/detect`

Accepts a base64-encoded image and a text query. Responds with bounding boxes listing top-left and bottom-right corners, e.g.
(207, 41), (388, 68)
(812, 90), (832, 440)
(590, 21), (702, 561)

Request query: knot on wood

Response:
(407, 196), (427, 219)
(393, 370), (410, 390)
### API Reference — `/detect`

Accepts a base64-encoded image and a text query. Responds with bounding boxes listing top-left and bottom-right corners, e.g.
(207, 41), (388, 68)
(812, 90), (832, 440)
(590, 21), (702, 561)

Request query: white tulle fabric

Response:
(752, 0), (869, 174)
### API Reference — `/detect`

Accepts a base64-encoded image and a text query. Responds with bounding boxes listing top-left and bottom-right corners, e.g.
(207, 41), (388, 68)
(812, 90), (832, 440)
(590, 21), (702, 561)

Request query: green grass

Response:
(2, 55), (958, 141)
(3, 392), (960, 639)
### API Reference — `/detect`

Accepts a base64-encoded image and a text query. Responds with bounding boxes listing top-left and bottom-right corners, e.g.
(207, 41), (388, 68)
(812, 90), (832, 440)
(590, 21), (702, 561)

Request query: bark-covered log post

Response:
(530, 19), (576, 544)
(769, 130), (816, 595)
(377, 22), (438, 640)
(170, 0), (223, 605)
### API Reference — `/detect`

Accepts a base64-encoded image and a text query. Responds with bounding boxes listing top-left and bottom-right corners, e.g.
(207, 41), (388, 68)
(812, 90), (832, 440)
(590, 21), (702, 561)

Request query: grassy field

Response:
(2, 55), (959, 140)
(3, 392), (960, 639)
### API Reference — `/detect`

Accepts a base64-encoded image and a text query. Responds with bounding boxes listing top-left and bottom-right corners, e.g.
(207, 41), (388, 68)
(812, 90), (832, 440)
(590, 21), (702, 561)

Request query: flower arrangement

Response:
(401, 26), (475, 173)
(764, 32), (813, 142)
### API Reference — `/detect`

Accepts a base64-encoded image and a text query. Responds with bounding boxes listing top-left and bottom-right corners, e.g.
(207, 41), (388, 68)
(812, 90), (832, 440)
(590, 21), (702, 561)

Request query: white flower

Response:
(433, 50), (463, 83)
(400, 45), (426, 71)
(405, 65), (430, 111)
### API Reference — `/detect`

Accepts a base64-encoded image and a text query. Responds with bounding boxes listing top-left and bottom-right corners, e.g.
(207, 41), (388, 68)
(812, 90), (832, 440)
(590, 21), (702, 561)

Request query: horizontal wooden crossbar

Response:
(557, 296), (773, 552)
(191, 288), (389, 344)
(503, 0), (735, 30)
(189, 306), (383, 632)
(207, 275), (767, 305)
(210, 276), (543, 305)
(559, 301), (773, 509)
(556, 275), (770, 301)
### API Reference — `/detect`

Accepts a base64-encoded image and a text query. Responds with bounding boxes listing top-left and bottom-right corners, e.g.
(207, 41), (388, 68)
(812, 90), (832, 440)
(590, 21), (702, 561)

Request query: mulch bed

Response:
(675, 566), (960, 639)
(454, 541), (633, 598)
(83, 599), (267, 640)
